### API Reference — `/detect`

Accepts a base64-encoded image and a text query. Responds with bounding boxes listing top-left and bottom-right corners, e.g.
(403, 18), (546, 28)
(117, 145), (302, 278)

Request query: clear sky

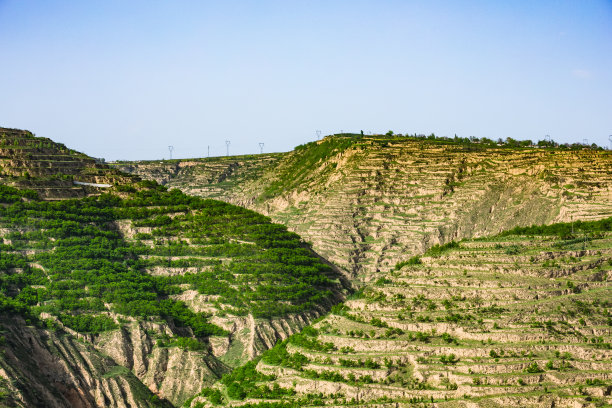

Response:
(1, 1), (611, 160)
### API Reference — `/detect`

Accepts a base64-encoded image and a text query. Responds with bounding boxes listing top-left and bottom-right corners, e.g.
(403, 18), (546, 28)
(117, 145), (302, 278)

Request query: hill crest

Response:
(0, 127), (137, 199)
(116, 134), (612, 282)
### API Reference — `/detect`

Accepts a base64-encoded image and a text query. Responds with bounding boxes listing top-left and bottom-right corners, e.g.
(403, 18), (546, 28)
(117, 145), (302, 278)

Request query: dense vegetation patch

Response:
(260, 136), (362, 200)
(501, 216), (612, 239)
(0, 185), (38, 203)
(0, 183), (340, 338)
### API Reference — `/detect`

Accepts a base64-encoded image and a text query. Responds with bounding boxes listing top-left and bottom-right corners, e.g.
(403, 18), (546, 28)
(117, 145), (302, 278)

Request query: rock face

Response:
(0, 311), (327, 408)
(116, 136), (612, 283)
(115, 154), (281, 201)
(210, 311), (323, 366)
(93, 320), (228, 405)
(167, 288), (331, 367)
(0, 315), (173, 408)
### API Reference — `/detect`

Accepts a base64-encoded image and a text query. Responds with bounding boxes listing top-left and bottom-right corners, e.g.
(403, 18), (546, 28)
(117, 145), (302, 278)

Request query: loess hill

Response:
(116, 134), (612, 284)
(1, 129), (611, 408)
(0, 128), (346, 407)
(117, 134), (612, 408)
(190, 218), (612, 407)
(0, 127), (135, 199)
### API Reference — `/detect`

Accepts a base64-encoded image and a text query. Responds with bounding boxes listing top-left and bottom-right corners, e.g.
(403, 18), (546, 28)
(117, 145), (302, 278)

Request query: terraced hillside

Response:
(116, 154), (282, 201)
(3, 130), (610, 407)
(0, 130), (346, 407)
(190, 219), (612, 408)
(0, 127), (136, 199)
(116, 135), (612, 283)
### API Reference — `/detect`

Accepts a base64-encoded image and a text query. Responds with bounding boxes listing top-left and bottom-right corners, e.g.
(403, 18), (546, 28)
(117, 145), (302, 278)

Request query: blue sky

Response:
(1, 1), (611, 160)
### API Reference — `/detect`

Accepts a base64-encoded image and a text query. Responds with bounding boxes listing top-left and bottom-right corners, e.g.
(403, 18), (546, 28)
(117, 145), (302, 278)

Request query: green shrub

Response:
(395, 256), (421, 270)
(439, 354), (459, 365)
(525, 362), (543, 373)
(424, 241), (459, 257)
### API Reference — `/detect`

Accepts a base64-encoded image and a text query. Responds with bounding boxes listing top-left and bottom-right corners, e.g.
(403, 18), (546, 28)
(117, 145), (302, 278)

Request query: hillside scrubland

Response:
(0, 128), (344, 407)
(118, 134), (612, 282)
(188, 218), (611, 407)
(1, 129), (610, 407)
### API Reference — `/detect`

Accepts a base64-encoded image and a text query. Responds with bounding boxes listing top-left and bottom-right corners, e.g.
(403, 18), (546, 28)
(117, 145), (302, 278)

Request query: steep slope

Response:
(0, 129), (346, 407)
(0, 314), (172, 408)
(191, 218), (612, 408)
(116, 135), (612, 283)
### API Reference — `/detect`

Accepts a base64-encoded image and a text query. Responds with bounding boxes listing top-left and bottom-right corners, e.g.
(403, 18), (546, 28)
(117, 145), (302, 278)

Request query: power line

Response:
(316, 130), (322, 140)
(168, 145), (174, 160)
(225, 140), (230, 156)
(259, 142), (264, 154)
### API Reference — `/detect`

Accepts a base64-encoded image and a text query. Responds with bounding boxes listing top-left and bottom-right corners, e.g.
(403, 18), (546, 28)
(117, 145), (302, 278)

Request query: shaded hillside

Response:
(190, 218), (612, 408)
(0, 130), (346, 407)
(116, 135), (612, 283)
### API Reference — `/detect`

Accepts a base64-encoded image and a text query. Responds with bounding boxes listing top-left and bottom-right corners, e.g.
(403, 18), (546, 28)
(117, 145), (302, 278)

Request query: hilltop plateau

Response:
(116, 134), (612, 283)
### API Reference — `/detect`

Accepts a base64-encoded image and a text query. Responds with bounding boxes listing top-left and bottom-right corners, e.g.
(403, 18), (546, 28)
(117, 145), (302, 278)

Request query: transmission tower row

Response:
(165, 142), (270, 159)
(169, 132), (612, 159)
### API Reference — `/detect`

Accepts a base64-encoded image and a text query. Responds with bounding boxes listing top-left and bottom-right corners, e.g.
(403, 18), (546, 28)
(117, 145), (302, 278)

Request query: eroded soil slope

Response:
(191, 221), (612, 408)
(117, 136), (612, 283)
(0, 130), (346, 407)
